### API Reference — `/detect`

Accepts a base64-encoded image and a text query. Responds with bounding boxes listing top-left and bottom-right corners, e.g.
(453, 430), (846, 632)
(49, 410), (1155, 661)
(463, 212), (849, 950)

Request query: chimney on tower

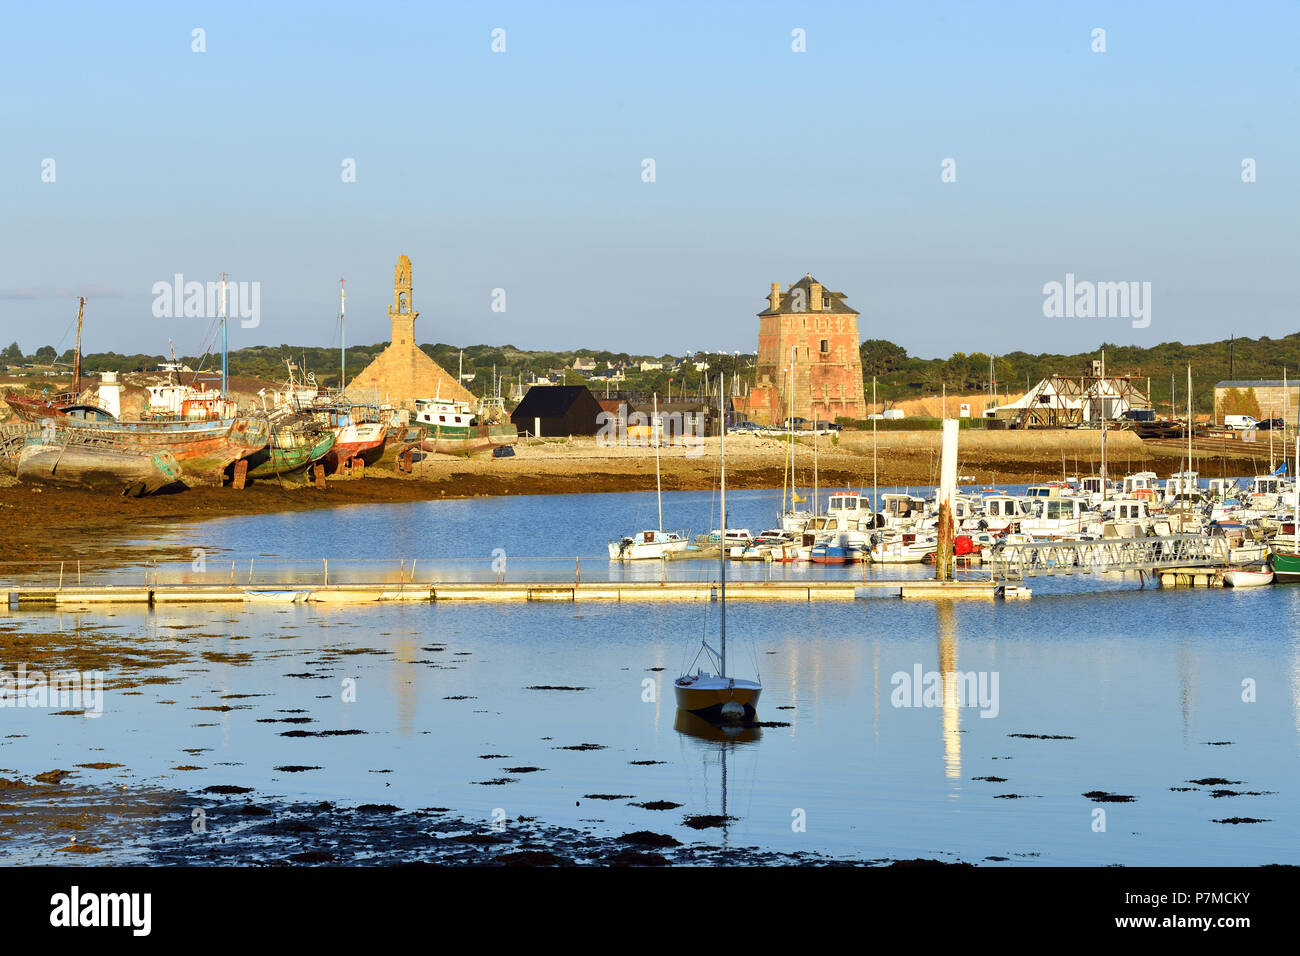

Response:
(809, 281), (823, 311)
(769, 282), (781, 311)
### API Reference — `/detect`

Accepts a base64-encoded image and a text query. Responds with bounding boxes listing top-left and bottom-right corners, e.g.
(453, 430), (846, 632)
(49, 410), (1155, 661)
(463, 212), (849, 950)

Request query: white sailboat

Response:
(609, 393), (689, 560)
(675, 375), (762, 722)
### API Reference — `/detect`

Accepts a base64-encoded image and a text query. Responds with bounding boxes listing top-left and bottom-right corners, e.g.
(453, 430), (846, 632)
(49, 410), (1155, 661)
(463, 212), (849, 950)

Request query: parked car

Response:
(1255, 418), (1285, 430)
(811, 420), (843, 432)
(1224, 415), (1260, 430)
(731, 420), (761, 433)
(783, 417), (810, 430)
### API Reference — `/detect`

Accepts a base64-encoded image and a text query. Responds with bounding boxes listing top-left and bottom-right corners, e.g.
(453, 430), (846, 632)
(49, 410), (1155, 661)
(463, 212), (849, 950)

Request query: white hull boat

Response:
(1222, 568), (1273, 587)
(609, 530), (689, 560)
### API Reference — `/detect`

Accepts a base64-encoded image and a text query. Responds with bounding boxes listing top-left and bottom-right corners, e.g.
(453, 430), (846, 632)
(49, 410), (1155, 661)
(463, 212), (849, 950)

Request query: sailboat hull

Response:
(673, 677), (761, 721)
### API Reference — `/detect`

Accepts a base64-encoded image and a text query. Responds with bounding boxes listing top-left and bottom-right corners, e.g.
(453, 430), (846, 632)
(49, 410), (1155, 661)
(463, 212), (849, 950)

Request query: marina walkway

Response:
(984, 534), (1221, 581)
(3, 578), (1017, 606)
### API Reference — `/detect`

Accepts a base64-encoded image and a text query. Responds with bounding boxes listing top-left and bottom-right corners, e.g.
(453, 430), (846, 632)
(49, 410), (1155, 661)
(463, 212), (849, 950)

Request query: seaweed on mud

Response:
(682, 814), (736, 830)
(618, 831), (681, 848)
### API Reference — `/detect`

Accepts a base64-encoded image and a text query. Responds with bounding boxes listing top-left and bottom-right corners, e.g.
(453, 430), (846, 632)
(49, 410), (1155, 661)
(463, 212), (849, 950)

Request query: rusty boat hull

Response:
(17, 443), (184, 497)
(45, 416), (270, 486)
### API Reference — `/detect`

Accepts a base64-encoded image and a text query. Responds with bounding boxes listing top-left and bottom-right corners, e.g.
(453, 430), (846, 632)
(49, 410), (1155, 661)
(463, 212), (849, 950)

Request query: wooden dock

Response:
(2, 578), (1020, 607)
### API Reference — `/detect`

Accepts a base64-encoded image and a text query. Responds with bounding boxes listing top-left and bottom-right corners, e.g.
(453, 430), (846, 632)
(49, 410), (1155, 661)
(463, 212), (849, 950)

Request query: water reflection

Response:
(674, 710), (762, 843)
(938, 601), (961, 779)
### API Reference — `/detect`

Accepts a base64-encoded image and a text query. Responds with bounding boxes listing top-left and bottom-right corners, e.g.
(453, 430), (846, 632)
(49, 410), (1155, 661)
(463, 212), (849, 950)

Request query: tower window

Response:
(820, 339), (829, 353)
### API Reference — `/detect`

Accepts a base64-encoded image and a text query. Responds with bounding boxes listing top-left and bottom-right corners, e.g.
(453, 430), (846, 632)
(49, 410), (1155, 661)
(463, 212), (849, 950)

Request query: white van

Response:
(1224, 415), (1258, 430)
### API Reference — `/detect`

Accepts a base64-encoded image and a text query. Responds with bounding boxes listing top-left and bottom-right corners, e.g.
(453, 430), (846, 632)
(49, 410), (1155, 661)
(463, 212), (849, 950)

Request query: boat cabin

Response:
(1076, 476), (1106, 498)
(413, 397), (475, 429)
(880, 493), (926, 519)
(1040, 498), (1087, 522)
(982, 495), (1030, 520)
(1249, 476), (1284, 497)
(1206, 478), (1238, 500)
(1025, 483), (1072, 499)
(1164, 472), (1200, 498)
(1112, 499), (1150, 522)
(1122, 472), (1158, 496)
(145, 383), (238, 421)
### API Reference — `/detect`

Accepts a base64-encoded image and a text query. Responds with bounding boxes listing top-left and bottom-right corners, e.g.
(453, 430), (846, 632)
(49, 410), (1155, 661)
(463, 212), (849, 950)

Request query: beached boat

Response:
(17, 438), (183, 496)
(243, 427), (336, 479)
(4, 391), (117, 424)
(41, 415), (269, 485)
(412, 396), (516, 456)
(675, 376), (761, 722)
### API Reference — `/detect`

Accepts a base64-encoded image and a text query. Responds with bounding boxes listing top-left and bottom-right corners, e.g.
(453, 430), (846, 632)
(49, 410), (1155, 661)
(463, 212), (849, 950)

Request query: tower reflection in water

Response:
(938, 599), (961, 779)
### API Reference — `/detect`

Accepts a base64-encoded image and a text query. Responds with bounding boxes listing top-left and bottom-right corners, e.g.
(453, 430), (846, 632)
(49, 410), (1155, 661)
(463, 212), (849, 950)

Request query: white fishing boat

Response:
(979, 494), (1032, 533)
(1019, 496), (1097, 539)
(675, 374), (761, 722)
(879, 493), (928, 530)
(1100, 498), (1154, 538)
(824, 490), (878, 531)
(1121, 471), (1158, 498)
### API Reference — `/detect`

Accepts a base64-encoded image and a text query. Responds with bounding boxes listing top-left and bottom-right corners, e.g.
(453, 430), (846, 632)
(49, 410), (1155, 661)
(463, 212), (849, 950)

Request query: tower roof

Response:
(758, 274), (858, 316)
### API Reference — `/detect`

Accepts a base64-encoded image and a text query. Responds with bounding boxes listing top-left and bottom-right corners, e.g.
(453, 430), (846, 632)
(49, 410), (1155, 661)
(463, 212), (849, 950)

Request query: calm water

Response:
(3, 488), (1297, 865)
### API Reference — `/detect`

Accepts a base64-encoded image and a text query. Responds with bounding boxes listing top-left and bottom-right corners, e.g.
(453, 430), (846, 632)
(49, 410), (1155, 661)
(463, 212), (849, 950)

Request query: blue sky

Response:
(2, 1), (1296, 360)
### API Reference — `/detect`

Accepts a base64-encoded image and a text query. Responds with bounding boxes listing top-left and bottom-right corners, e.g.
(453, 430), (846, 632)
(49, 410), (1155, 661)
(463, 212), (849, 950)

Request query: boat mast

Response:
(872, 376), (878, 522)
(339, 278), (346, 393)
(220, 273), (228, 397)
(654, 392), (663, 532)
(1099, 349), (1107, 489)
(812, 363), (818, 517)
(72, 296), (85, 395)
(1187, 365), (1193, 486)
(719, 373), (726, 675)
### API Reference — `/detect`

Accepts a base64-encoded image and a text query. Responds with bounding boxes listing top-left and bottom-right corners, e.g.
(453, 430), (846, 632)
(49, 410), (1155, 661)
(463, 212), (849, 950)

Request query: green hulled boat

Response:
(244, 428), (336, 479)
(1270, 544), (1300, 583)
